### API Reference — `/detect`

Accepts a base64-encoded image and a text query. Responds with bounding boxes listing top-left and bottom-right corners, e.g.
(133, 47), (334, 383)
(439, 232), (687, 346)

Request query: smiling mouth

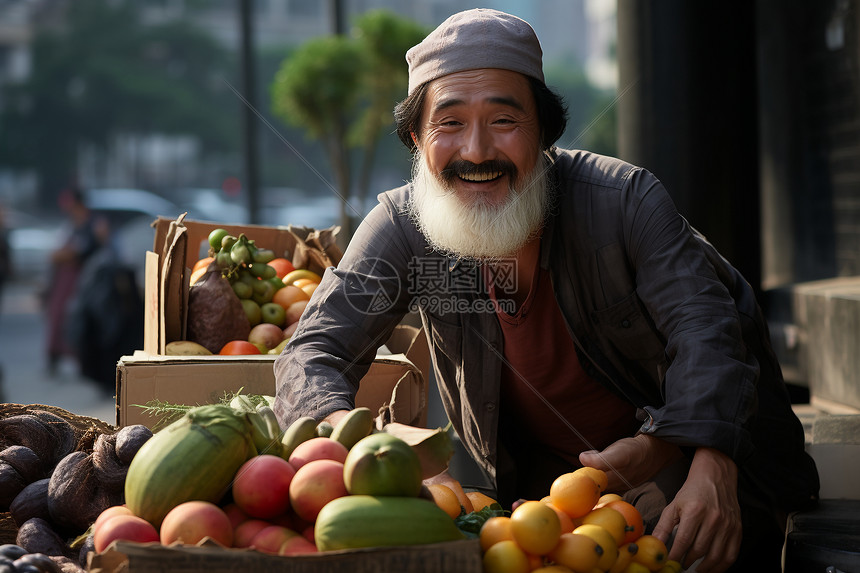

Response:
(459, 171), (504, 183)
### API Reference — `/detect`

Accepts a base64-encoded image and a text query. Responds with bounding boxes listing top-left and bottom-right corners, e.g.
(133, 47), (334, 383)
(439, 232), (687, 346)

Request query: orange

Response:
(273, 285), (310, 310)
(482, 539), (530, 573)
(479, 516), (515, 552)
(189, 265), (208, 286)
(595, 493), (623, 508)
(656, 560), (682, 573)
(546, 532), (602, 572)
(268, 258), (295, 279)
(605, 500), (645, 545)
(510, 500), (562, 556)
(192, 256), (215, 273)
(219, 340), (262, 355)
(608, 542), (638, 573)
(292, 277), (318, 288)
(532, 567), (575, 573)
(573, 467), (609, 494)
(427, 484), (461, 519)
(581, 506), (628, 546)
(285, 300), (310, 325)
(527, 552), (544, 570)
(465, 491), (498, 512)
(424, 475), (474, 514)
(622, 563), (651, 573)
(550, 472), (602, 519)
(631, 535), (667, 571)
(574, 524), (619, 571)
(300, 282), (319, 299)
(543, 502), (575, 534)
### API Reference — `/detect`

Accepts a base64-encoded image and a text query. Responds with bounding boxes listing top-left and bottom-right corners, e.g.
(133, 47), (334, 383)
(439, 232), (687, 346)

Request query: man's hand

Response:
(322, 409), (350, 428)
(651, 447), (742, 573)
(578, 434), (683, 492)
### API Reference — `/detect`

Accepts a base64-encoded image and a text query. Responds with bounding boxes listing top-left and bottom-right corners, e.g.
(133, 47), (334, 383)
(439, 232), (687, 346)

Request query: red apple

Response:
(221, 502), (249, 530)
(288, 437), (348, 469)
(94, 515), (159, 553)
(278, 534), (318, 555)
(233, 519), (272, 548)
(250, 525), (299, 555)
(232, 454), (296, 519)
(160, 500), (233, 547)
(289, 459), (348, 522)
(248, 322), (285, 350)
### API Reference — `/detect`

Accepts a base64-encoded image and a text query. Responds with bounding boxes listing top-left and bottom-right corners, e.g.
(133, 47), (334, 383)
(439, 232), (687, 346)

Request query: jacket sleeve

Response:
(273, 192), (417, 429)
(620, 168), (758, 463)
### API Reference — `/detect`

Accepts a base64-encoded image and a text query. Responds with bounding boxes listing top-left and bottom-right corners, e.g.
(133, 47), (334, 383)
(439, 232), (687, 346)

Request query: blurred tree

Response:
(0, 1), (237, 206)
(270, 10), (427, 240)
(545, 59), (617, 156)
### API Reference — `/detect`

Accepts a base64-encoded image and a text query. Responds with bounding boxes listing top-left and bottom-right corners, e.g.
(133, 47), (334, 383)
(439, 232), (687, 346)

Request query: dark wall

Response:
(617, 0), (761, 292)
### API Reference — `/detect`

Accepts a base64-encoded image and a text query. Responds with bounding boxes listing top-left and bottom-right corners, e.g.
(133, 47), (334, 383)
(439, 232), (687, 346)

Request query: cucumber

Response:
(314, 495), (465, 551)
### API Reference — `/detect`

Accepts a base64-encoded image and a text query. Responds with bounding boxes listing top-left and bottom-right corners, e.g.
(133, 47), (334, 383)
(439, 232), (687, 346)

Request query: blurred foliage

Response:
(271, 10), (427, 237)
(545, 58), (617, 156)
(0, 1), (238, 199)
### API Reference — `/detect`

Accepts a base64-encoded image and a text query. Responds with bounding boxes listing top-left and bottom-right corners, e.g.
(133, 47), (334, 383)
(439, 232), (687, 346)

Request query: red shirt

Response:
(489, 261), (638, 466)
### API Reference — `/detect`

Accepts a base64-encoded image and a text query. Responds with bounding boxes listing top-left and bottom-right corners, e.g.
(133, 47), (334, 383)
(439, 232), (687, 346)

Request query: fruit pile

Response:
(92, 403), (465, 557)
(479, 467), (680, 573)
(173, 227), (323, 356)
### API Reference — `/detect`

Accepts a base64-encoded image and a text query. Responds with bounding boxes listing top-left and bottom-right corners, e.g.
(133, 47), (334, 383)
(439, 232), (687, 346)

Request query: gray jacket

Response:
(274, 149), (818, 512)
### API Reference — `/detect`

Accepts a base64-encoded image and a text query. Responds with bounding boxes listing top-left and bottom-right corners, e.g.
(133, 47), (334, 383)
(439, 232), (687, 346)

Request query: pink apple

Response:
(288, 437), (348, 469)
(232, 454), (296, 519)
(289, 459), (348, 522)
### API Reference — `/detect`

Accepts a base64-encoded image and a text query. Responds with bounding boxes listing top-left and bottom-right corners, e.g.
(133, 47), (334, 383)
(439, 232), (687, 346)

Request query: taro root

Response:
(46, 453), (100, 532)
(28, 411), (76, 467)
(114, 425), (153, 465)
(15, 553), (61, 573)
(0, 462), (27, 510)
(10, 479), (51, 527)
(0, 416), (56, 469)
(15, 518), (67, 557)
(91, 434), (125, 492)
(185, 266), (251, 354)
(0, 446), (45, 483)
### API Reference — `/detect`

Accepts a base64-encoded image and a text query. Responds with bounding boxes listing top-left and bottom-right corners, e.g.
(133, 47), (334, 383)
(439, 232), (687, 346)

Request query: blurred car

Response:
(5, 207), (63, 282)
(82, 188), (182, 289)
(168, 188), (250, 225)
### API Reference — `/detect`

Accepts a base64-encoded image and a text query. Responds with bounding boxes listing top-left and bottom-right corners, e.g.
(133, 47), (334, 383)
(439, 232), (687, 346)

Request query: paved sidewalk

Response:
(0, 278), (116, 424)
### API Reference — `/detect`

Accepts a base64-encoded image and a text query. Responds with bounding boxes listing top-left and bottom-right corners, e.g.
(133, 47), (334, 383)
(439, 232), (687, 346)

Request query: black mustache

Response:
(439, 160), (517, 182)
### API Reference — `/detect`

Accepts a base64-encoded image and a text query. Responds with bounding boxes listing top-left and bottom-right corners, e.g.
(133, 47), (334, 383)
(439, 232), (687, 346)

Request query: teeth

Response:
(460, 171), (503, 182)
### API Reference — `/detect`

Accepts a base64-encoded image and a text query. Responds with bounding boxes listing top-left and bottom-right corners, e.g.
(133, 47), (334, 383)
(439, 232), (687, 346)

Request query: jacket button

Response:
(621, 319), (631, 328)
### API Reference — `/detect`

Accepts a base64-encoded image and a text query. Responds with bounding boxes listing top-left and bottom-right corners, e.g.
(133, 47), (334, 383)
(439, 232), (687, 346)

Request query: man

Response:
(274, 9), (818, 572)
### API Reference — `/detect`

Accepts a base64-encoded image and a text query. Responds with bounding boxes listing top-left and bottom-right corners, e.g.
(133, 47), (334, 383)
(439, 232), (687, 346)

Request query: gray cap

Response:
(406, 8), (544, 94)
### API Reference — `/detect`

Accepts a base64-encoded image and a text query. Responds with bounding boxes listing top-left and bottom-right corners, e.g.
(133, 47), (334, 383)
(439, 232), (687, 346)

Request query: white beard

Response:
(407, 151), (551, 261)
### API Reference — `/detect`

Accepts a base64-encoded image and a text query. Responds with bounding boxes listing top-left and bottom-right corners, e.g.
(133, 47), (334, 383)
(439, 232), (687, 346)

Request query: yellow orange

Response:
(292, 278), (318, 288)
(543, 502), (575, 534)
(573, 467), (609, 494)
(574, 524), (619, 571)
(426, 484), (461, 520)
(510, 500), (562, 556)
(272, 285), (309, 310)
(608, 542), (638, 573)
(300, 282), (319, 298)
(605, 500), (645, 545)
(479, 516), (515, 552)
(550, 472), (602, 519)
(192, 256), (214, 273)
(546, 532), (602, 572)
(631, 535), (667, 571)
(582, 506), (628, 546)
(482, 539), (530, 573)
(465, 491), (498, 512)
(595, 493), (623, 508)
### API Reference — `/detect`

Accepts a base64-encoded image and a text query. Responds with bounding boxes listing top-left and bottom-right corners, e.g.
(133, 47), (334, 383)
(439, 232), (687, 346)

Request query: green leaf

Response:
(454, 502), (509, 539)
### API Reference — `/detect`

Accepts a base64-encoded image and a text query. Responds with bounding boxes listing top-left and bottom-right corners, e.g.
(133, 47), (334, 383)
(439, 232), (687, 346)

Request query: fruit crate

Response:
(88, 538), (483, 573)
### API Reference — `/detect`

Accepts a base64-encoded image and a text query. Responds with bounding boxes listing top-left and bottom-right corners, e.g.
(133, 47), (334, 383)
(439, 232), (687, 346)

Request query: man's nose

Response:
(459, 125), (495, 164)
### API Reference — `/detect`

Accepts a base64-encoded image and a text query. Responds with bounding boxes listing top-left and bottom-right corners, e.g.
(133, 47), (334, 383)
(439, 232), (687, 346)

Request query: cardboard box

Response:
(122, 215), (431, 429)
(117, 324), (430, 429)
(89, 539), (483, 573)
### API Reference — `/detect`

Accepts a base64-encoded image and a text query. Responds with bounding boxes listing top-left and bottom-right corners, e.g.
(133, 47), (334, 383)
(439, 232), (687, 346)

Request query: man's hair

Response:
(394, 76), (569, 153)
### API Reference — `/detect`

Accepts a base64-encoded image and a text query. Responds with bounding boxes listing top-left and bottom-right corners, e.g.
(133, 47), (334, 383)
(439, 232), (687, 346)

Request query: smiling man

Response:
(274, 9), (818, 572)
